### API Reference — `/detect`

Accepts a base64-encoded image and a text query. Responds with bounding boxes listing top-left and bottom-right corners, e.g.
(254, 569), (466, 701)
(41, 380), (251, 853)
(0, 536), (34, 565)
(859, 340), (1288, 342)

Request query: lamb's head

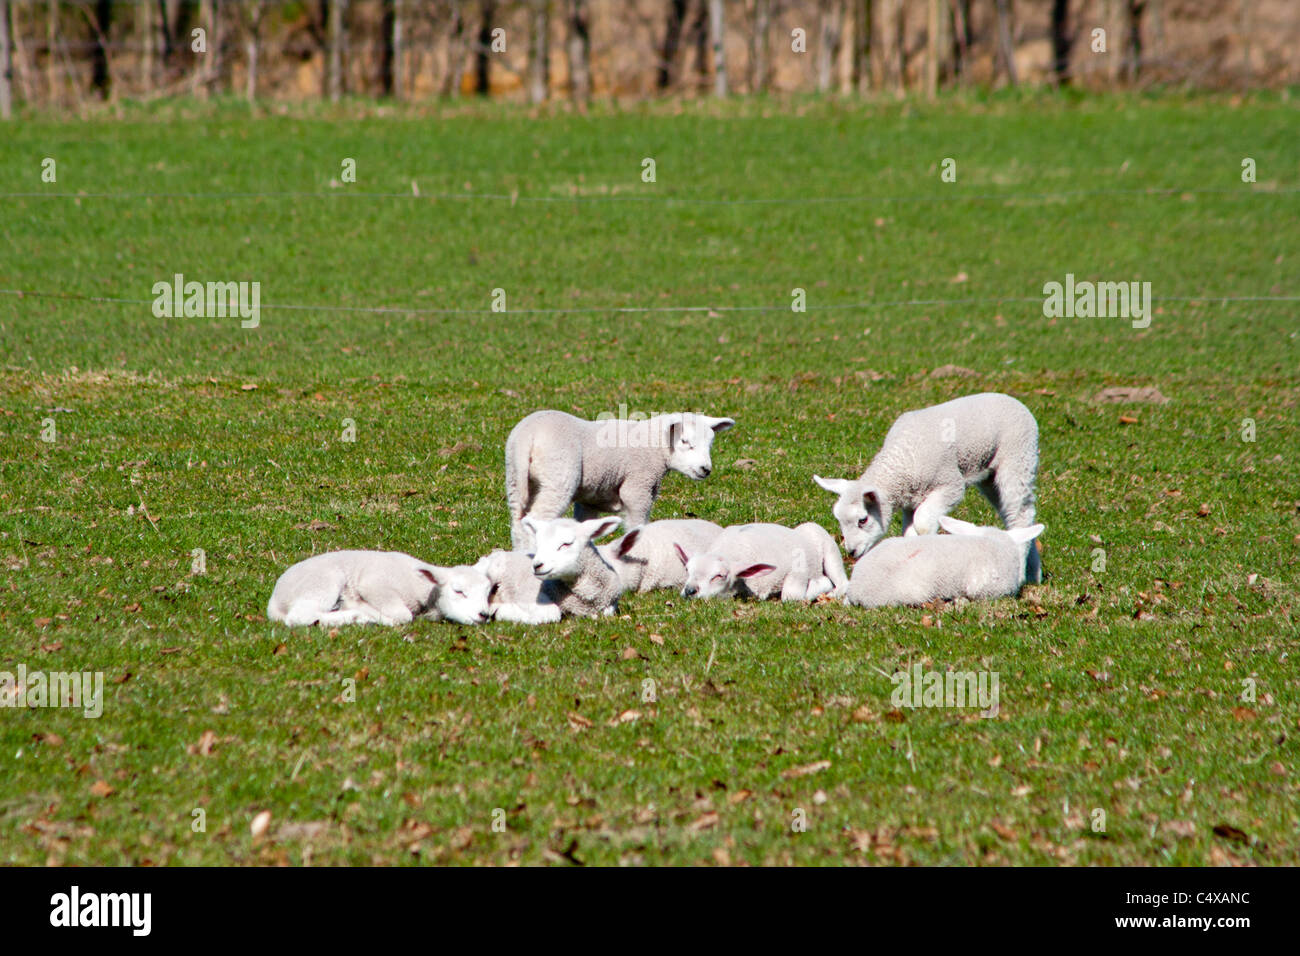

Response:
(814, 475), (887, 559)
(674, 543), (773, 599)
(525, 516), (622, 581)
(937, 517), (1045, 582)
(663, 413), (735, 481)
(420, 564), (492, 625)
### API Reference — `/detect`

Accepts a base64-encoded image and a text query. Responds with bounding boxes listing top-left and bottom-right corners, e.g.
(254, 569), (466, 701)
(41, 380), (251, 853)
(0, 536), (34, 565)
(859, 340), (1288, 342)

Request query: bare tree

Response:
(890, 0), (905, 92)
(380, 0), (401, 97)
(1124, 0), (1145, 82)
(817, 0), (845, 93)
(244, 0), (267, 101)
(851, 0), (873, 93)
(950, 0), (971, 81)
(565, 0), (590, 105)
(707, 0), (725, 96)
(0, 0), (12, 117)
(475, 0), (495, 95)
(994, 0), (1017, 87)
(750, 0), (771, 93)
(327, 0), (347, 101)
(527, 0), (549, 103)
(657, 0), (688, 90)
(90, 0), (111, 98)
(1050, 0), (1070, 85)
(440, 0), (465, 98)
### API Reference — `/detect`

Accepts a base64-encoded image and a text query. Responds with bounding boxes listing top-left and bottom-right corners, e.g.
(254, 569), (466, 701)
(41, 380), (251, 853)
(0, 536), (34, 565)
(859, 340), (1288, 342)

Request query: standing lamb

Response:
(813, 392), (1041, 583)
(597, 519), (724, 593)
(267, 551), (492, 627)
(675, 522), (848, 602)
(479, 515), (625, 622)
(843, 516), (1044, 608)
(505, 409), (735, 550)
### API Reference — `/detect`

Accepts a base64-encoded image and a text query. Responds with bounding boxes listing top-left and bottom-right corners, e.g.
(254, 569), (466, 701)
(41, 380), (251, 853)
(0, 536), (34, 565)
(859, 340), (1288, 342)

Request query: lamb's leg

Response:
(781, 550), (812, 602)
(992, 470), (1041, 583)
(312, 606), (389, 627)
(618, 482), (657, 531)
(907, 483), (966, 536)
(820, 540), (850, 596)
(519, 483), (578, 550)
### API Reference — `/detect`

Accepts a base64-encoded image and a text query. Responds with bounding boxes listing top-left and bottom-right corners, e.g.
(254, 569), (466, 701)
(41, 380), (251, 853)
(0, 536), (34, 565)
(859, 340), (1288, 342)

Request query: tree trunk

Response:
(527, 0), (549, 104)
(327, 0), (346, 101)
(1050, 0), (1070, 85)
(890, 0), (905, 92)
(708, 0), (725, 96)
(851, 0), (872, 93)
(565, 0), (590, 105)
(1125, 0), (1144, 82)
(90, 0), (111, 98)
(750, 0), (770, 92)
(380, 0), (397, 96)
(441, 0), (464, 97)
(817, 0), (844, 93)
(950, 0), (971, 81)
(925, 0), (942, 97)
(475, 0), (494, 95)
(994, 0), (1017, 87)
(245, 0), (266, 101)
(657, 0), (688, 89)
(138, 0), (153, 92)
(0, 0), (12, 118)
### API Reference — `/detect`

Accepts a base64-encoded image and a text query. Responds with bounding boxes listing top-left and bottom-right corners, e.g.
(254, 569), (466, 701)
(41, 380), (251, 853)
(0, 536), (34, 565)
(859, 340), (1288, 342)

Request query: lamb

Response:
(843, 516), (1044, 608)
(597, 519), (724, 593)
(813, 391), (1041, 583)
(267, 551), (492, 627)
(675, 522), (848, 602)
(479, 515), (625, 623)
(505, 409), (735, 550)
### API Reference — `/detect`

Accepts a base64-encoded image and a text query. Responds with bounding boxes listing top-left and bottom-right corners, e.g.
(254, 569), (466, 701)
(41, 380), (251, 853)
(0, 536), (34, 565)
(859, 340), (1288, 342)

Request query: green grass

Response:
(0, 92), (1297, 866)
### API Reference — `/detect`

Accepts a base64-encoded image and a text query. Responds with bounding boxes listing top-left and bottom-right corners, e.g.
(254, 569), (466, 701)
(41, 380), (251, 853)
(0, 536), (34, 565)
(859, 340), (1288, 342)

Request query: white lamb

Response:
(675, 522), (848, 602)
(813, 391), (1041, 583)
(597, 519), (724, 593)
(843, 516), (1044, 608)
(479, 515), (624, 623)
(267, 551), (492, 627)
(505, 409), (735, 550)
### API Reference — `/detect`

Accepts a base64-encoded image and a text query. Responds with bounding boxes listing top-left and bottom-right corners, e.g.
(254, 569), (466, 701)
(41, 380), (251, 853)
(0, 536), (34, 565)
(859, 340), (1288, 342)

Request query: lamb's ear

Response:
(616, 527), (643, 557)
(673, 543), (692, 566)
(583, 516), (623, 541)
(708, 416), (736, 434)
(418, 566), (446, 586)
(666, 416), (683, 448)
(861, 487), (884, 514)
(938, 516), (980, 536)
(1007, 524), (1045, 544)
(813, 474), (852, 495)
(522, 516), (538, 536)
(736, 563), (776, 579)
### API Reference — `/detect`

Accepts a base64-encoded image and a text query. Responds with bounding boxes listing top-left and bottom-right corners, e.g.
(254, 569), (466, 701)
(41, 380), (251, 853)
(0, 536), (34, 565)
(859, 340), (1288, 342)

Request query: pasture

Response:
(0, 92), (1297, 865)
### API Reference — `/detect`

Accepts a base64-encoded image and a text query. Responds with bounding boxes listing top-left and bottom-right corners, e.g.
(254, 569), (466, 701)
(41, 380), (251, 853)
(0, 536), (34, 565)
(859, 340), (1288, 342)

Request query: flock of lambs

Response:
(267, 391), (1045, 628)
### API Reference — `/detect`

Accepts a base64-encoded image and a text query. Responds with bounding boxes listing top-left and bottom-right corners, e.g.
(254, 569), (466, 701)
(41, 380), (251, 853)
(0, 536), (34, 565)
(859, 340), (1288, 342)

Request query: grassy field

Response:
(1, 92), (1297, 866)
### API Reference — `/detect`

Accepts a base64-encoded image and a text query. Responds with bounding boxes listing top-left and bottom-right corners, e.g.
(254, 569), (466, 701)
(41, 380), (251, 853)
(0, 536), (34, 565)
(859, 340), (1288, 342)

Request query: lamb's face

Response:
(818, 482), (884, 559)
(527, 515), (622, 581)
(681, 553), (733, 599)
(666, 414), (735, 481)
(430, 566), (492, 625)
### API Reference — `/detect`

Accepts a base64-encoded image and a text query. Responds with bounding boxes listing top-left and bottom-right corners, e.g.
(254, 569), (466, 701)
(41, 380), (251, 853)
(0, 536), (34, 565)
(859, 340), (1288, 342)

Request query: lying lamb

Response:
(676, 522), (848, 602)
(267, 551), (492, 627)
(480, 515), (624, 623)
(813, 391), (1041, 582)
(505, 409), (735, 550)
(598, 519), (724, 593)
(843, 516), (1044, 608)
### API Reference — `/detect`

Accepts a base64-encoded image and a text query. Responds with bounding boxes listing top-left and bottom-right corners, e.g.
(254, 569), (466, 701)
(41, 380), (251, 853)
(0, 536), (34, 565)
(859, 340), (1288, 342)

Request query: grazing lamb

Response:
(675, 522), (848, 602)
(505, 409), (735, 550)
(480, 515), (625, 623)
(267, 551), (492, 627)
(597, 519), (724, 593)
(813, 391), (1041, 582)
(843, 516), (1045, 608)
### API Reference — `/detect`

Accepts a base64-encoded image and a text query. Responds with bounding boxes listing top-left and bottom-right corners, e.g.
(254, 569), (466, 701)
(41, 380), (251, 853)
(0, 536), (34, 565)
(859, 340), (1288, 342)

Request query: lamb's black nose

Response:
(683, 585), (698, 597)
(700, 466), (711, 477)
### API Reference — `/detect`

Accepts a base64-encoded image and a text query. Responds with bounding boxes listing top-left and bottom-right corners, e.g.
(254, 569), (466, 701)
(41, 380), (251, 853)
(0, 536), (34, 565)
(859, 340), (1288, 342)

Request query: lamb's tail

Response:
(505, 428), (533, 548)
